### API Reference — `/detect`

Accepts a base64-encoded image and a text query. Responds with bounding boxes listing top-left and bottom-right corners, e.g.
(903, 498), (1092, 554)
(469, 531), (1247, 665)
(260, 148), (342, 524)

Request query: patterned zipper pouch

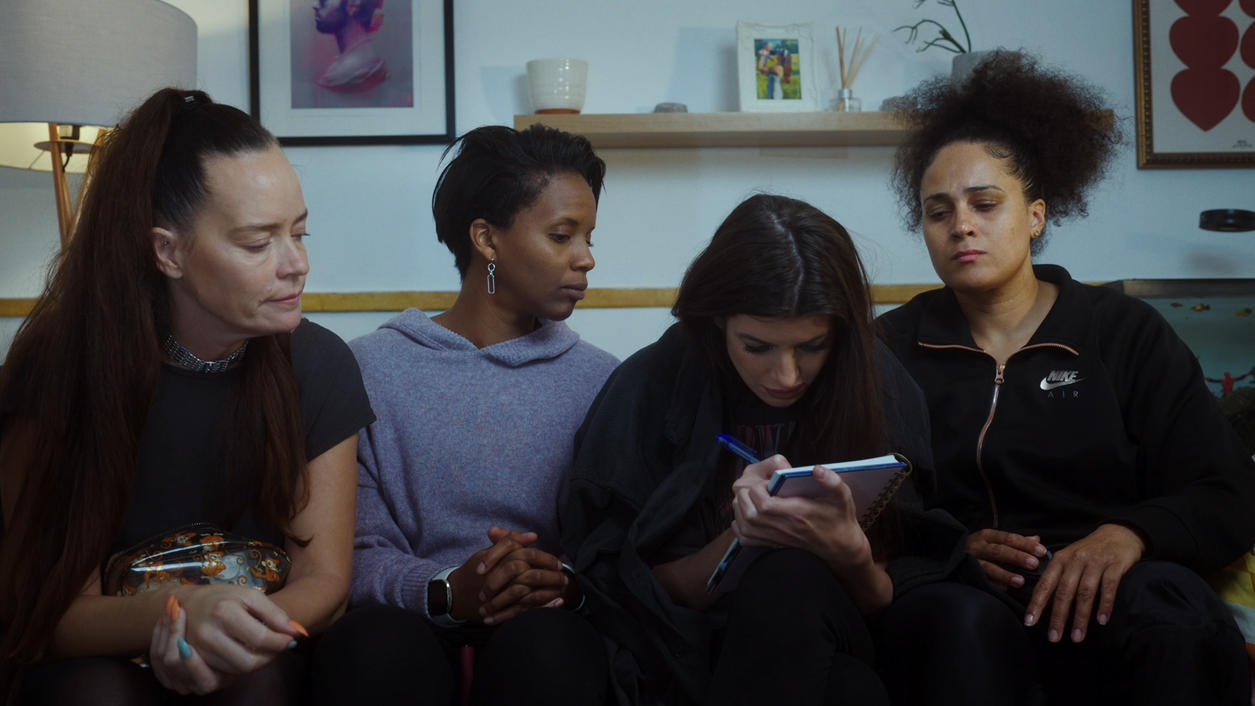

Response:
(104, 523), (290, 597)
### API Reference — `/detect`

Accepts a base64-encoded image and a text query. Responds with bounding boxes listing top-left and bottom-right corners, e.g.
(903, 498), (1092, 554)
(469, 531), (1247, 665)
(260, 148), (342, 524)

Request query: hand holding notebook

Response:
(708, 437), (911, 593)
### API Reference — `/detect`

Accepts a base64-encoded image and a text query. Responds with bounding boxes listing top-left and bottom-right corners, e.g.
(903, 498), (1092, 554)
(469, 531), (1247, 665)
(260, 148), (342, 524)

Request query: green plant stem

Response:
(948, 0), (972, 52)
(895, 0), (972, 54)
(921, 38), (962, 53)
(895, 19), (967, 53)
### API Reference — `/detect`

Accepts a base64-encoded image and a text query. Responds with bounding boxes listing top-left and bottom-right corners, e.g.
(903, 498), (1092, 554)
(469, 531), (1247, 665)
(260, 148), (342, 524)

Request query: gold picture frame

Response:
(1132, 0), (1255, 168)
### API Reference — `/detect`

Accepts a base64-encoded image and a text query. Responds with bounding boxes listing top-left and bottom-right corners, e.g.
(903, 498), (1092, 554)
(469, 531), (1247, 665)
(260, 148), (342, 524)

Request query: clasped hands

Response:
(967, 523), (1147, 644)
(730, 454), (872, 571)
(449, 527), (578, 625)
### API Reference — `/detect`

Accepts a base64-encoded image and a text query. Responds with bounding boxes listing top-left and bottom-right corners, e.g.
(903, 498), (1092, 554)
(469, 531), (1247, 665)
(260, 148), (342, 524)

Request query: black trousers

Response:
(874, 560), (1251, 706)
(19, 649), (309, 705)
(705, 548), (889, 706)
(311, 603), (608, 706)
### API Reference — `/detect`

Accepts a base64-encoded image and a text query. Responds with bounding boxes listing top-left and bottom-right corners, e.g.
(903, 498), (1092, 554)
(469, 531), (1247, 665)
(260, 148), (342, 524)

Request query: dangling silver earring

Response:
(487, 258), (496, 295)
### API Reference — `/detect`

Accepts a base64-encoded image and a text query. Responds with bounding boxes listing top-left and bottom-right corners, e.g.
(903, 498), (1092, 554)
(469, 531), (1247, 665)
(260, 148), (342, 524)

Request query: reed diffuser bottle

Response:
(832, 27), (877, 112)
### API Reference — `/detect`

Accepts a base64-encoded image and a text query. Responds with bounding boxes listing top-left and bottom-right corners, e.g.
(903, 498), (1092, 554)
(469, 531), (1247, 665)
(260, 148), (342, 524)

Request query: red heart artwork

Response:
(1172, 68), (1240, 129)
(1244, 78), (1255, 121)
(1243, 22), (1255, 67)
(1171, 15), (1240, 68)
(1175, 0), (1233, 14)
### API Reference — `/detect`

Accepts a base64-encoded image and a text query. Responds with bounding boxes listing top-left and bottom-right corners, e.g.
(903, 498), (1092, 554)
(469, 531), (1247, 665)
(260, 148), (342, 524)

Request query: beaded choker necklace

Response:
(161, 335), (248, 373)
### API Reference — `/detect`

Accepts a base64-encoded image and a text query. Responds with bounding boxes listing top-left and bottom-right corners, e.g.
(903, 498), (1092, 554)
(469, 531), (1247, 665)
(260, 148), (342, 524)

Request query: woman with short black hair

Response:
(876, 50), (1255, 705)
(0, 88), (374, 704)
(313, 124), (618, 705)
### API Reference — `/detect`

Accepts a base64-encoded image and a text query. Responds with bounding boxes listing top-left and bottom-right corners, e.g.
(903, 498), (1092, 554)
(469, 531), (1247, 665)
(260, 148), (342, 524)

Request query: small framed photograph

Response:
(249, 0), (455, 146)
(736, 22), (821, 113)
(1133, 0), (1254, 168)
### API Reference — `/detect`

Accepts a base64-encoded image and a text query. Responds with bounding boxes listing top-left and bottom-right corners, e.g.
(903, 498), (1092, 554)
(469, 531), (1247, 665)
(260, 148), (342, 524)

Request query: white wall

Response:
(2, 0), (1253, 361)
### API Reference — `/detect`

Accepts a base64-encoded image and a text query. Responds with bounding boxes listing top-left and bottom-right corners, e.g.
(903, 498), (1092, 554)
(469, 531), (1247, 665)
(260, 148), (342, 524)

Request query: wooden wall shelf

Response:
(513, 112), (909, 149)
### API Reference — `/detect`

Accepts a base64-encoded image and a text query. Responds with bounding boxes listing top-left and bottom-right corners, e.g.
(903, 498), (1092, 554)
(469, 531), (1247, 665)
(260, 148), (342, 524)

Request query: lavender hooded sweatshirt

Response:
(348, 309), (619, 619)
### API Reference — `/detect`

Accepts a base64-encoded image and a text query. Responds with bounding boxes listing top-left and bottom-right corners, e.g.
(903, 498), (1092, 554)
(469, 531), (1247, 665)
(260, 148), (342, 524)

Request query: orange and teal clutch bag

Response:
(104, 523), (290, 597)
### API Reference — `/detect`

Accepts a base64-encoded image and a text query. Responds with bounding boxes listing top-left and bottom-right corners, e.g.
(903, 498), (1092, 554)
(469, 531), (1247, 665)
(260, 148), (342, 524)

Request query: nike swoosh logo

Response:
(1040, 378), (1083, 390)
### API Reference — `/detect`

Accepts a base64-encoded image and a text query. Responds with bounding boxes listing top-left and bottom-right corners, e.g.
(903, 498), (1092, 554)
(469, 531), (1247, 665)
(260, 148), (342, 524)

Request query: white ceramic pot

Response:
(527, 58), (588, 114)
(951, 50), (992, 84)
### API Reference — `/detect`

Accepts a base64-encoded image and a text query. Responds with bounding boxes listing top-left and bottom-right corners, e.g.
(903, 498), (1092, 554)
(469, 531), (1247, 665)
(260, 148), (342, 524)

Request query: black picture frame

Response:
(248, 0), (455, 146)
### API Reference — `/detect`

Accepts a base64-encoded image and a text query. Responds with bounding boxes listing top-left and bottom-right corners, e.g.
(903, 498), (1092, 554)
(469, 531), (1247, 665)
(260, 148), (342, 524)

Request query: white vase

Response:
(951, 50), (992, 84)
(527, 59), (588, 114)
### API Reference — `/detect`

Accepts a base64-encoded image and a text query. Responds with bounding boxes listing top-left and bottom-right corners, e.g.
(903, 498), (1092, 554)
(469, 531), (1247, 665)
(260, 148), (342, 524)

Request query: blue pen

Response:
(716, 434), (761, 465)
(708, 434), (761, 594)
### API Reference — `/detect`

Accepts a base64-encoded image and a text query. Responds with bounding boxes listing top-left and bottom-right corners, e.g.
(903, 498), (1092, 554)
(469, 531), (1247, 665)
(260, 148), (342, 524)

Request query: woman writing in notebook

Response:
(562, 194), (967, 705)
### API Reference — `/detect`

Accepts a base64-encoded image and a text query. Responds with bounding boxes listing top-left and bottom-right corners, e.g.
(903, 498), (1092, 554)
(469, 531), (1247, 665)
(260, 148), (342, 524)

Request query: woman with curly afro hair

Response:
(875, 51), (1255, 706)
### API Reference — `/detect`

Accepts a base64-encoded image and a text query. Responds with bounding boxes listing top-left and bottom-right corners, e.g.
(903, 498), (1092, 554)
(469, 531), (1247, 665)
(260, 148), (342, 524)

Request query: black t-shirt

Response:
(732, 402), (797, 461)
(112, 320), (375, 552)
(0, 320), (375, 553)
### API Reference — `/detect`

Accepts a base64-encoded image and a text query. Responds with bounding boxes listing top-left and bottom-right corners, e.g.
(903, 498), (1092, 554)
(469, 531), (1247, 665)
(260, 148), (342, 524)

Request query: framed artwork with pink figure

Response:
(249, 0), (454, 145)
(1134, 0), (1255, 167)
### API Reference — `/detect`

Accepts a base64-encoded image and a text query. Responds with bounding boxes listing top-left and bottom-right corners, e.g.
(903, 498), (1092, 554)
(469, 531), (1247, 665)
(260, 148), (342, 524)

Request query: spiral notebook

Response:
(706, 454), (912, 594)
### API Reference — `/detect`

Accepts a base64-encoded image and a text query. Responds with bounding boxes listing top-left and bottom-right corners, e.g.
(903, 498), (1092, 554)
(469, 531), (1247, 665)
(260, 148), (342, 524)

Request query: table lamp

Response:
(0, 0), (198, 250)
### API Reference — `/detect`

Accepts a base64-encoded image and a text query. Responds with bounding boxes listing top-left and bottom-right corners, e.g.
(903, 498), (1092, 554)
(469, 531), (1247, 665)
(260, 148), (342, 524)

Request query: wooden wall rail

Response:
(0, 284), (943, 317)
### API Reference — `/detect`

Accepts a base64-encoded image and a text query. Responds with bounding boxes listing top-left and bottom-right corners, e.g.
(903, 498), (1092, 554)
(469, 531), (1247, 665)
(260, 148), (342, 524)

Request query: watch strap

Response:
(560, 563), (587, 612)
(427, 566), (464, 626)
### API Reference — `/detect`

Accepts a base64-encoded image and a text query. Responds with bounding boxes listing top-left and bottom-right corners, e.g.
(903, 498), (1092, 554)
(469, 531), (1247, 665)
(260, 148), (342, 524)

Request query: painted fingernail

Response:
(1048, 629), (1059, 643)
(165, 595), (175, 620)
(170, 597), (182, 621)
(1026, 557), (1039, 568)
(1072, 628), (1083, 642)
(177, 638), (192, 659)
(1098, 614), (1108, 625)
(288, 620), (308, 638)
(288, 640), (299, 650)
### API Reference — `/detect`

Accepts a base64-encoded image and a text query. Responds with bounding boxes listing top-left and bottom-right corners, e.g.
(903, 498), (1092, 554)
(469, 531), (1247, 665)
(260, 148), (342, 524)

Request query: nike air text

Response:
(1040, 371), (1083, 390)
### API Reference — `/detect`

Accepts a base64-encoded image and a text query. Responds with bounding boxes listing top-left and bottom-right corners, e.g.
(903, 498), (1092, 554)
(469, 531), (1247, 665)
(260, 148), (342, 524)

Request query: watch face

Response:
(428, 579), (449, 616)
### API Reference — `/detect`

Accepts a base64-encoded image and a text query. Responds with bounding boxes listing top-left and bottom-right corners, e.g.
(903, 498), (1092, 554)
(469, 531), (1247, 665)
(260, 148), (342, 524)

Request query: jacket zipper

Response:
(919, 342), (1078, 529)
(976, 364), (1005, 527)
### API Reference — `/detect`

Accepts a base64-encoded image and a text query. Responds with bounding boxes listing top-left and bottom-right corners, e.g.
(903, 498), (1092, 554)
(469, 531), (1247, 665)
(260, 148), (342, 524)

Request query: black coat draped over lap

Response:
(561, 324), (972, 705)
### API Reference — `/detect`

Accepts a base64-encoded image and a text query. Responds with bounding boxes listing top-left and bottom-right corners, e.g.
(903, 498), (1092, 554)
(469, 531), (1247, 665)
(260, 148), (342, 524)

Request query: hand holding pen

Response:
(708, 435), (764, 593)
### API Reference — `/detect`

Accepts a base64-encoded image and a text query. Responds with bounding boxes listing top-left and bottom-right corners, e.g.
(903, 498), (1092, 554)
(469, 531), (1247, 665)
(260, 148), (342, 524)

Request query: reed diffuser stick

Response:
(838, 27), (848, 89)
(836, 26), (880, 89)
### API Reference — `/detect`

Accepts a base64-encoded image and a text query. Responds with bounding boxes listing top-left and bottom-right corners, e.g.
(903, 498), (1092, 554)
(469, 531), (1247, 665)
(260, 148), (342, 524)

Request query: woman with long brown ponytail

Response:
(0, 88), (374, 703)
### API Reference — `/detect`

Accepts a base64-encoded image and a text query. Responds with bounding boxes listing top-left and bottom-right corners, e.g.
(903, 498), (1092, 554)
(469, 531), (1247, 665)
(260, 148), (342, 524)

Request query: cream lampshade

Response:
(0, 0), (198, 248)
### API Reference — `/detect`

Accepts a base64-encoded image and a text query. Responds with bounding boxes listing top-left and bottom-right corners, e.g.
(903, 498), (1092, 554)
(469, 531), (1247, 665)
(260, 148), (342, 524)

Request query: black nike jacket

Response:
(878, 264), (1255, 574)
